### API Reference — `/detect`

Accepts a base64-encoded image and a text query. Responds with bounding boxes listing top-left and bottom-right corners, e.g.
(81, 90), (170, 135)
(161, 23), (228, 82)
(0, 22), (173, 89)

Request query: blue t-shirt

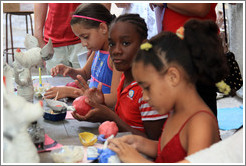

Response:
(89, 50), (113, 94)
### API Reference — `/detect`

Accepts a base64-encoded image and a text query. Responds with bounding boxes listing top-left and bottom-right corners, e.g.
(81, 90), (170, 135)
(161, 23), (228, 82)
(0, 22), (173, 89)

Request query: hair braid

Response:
(112, 14), (148, 40)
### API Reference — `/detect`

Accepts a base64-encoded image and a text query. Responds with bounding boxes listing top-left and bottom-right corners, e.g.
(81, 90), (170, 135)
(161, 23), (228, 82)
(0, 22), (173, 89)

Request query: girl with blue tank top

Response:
(44, 4), (121, 106)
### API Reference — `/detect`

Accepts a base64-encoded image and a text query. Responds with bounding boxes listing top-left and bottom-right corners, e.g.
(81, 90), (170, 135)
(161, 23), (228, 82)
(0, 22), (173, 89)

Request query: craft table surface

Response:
(32, 76), (102, 163)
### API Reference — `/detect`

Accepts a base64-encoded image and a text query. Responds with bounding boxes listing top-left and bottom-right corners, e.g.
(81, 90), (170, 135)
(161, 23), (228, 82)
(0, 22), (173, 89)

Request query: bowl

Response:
(43, 109), (67, 121)
(79, 132), (97, 146)
(44, 98), (68, 113)
(50, 145), (84, 163)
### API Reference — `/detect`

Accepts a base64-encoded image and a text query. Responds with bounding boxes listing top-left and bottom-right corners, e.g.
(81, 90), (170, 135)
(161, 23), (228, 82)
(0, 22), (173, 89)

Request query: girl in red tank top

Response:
(155, 111), (218, 163)
(108, 19), (227, 163)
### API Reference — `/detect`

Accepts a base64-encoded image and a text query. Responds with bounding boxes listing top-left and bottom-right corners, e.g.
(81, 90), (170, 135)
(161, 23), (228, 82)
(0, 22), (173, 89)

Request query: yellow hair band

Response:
(216, 80), (231, 95)
(140, 42), (152, 51)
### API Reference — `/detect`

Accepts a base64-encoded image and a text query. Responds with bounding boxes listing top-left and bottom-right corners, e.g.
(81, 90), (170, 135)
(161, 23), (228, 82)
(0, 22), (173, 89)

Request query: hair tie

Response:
(176, 26), (184, 39)
(140, 42), (152, 51)
(216, 80), (231, 95)
(72, 15), (106, 23)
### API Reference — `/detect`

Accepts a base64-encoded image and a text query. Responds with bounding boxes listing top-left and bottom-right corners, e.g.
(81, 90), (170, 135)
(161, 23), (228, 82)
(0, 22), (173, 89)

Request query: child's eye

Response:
(122, 41), (130, 46)
(143, 86), (150, 91)
(82, 35), (88, 39)
(108, 42), (115, 47)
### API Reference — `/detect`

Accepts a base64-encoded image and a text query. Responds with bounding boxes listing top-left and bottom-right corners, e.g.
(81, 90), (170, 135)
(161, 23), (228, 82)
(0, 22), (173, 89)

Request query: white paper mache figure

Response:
(13, 34), (54, 102)
(3, 63), (44, 163)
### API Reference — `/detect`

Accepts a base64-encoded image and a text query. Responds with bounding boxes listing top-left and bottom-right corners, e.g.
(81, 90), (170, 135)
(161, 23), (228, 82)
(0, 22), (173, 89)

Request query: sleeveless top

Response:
(155, 110), (217, 163)
(89, 50), (113, 94)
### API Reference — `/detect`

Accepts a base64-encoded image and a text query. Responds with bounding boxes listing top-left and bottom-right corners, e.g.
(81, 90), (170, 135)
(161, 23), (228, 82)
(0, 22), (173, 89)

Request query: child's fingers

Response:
(108, 140), (129, 155)
(74, 80), (86, 94)
(43, 94), (53, 99)
(50, 68), (54, 76)
(51, 67), (58, 77)
(76, 75), (89, 89)
(108, 142), (120, 153)
(74, 80), (83, 89)
(55, 66), (60, 75)
(74, 89), (84, 96)
(97, 82), (103, 92)
(71, 111), (86, 121)
(44, 90), (55, 98)
(84, 97), (97, 107)
(63, 67), (70, 77)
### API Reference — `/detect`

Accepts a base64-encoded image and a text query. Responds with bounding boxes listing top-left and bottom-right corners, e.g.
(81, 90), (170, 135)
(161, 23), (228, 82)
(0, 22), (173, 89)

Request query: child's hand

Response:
(44, 86), (80, 99)
(50, 64), (72, 77)
(108, 135), (138, 149)
(71, 107), (112, 123)
(44, 87), (65, 99)
(71, 97), (115, 122)
(74, 75), (89, 94)
(108, 140), (148, 163)
(75, 75), (105, 104)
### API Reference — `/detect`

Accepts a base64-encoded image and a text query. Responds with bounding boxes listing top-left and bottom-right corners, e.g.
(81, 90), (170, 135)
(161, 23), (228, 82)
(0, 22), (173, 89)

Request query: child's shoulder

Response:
(188, 110), (217, 126)
(186, 110), (218, 136)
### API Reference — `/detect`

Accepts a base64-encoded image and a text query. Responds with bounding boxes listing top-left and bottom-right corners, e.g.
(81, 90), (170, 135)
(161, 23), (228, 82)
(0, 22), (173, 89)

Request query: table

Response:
(32, 76), (101, 163)
(31, 76), (131, 163)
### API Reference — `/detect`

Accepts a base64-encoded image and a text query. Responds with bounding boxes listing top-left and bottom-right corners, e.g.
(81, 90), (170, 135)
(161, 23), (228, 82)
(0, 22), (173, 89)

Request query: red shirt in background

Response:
(162, 3), (217, 33)
(44, 3), (81, 47)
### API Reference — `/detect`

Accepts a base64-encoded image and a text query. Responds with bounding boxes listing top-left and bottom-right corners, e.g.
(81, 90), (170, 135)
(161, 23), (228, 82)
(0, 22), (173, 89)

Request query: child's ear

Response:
(99, 23), (108, 35)
(166, 67), (180, 87)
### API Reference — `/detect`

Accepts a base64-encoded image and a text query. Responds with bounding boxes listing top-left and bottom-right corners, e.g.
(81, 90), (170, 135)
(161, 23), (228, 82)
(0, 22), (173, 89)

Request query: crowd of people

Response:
(33, 3), (242, 163)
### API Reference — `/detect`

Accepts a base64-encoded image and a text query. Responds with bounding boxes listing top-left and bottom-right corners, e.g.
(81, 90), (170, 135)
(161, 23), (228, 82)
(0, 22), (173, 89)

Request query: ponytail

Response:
(183, 19), (228, 84)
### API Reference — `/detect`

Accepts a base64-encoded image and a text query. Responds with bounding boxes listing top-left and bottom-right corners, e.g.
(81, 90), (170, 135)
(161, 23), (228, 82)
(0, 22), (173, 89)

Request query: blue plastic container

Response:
(43, 111), (67, 121)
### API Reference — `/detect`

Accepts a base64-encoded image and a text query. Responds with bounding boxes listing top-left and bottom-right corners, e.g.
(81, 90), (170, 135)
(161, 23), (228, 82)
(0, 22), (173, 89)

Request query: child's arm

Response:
(50, 51), (95, 80)
(104, 61), (122, 107)
(44, 86), (82, 99)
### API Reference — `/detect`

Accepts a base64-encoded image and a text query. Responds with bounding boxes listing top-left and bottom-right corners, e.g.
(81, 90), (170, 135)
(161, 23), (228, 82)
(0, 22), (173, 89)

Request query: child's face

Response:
(132, 61), (173, 114)
(109, 22), (143, 72)
(71, 23), (107, 51)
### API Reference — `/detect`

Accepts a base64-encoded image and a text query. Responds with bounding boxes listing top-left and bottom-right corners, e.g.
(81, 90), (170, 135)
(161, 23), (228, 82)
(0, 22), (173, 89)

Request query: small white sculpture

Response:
(13, 34), (54, 102)
(3, 63), (44, 163)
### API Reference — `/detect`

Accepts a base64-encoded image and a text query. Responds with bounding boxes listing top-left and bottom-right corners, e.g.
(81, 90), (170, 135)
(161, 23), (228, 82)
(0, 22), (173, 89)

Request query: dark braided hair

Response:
(110, 13), (148, 41)
(135, 19), (228, 85)
(70, 3), (116, 28)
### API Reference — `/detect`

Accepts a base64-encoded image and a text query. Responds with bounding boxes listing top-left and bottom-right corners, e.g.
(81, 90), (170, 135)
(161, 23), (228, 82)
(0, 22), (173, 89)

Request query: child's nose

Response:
(113, 44), (122, 54)
(81, 41), (88, 47)
(142, 92), (150, 102)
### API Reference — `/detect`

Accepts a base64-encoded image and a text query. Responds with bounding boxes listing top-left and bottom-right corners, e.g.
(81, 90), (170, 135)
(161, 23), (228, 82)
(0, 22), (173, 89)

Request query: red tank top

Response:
(155, 110), (217, 163)
(162, 3), (217, 33)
